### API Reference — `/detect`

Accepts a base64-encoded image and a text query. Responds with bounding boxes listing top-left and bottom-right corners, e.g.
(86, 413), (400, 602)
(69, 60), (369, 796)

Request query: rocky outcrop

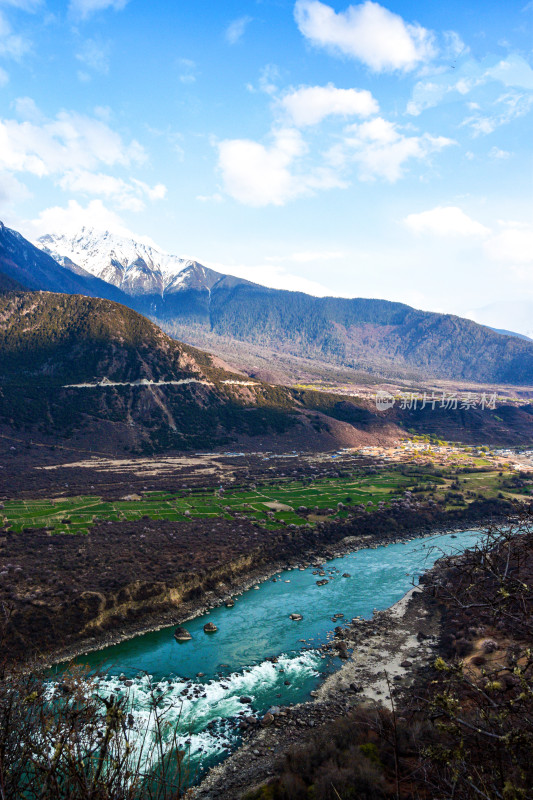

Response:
(174, 627), (192, 642)
(203, 622), (217, 633)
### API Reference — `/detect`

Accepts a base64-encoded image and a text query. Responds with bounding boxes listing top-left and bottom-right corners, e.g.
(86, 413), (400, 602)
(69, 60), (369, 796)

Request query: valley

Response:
(0, 442), (528, 661)
(0, 221), (532, 800)
(1, 1), (531, 796)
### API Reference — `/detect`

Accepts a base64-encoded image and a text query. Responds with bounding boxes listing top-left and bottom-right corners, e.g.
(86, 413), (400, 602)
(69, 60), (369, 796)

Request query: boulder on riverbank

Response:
(335, 641), (349, 659)
(174, 626), (192, 642)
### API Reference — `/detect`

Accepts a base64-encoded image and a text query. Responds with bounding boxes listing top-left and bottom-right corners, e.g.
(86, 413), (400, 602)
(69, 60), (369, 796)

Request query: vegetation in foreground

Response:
(0, 660), (194, 800)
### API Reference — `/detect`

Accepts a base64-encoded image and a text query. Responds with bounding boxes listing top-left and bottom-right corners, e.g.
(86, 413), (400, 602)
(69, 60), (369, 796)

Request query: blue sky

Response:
(0, 0), (532, 331)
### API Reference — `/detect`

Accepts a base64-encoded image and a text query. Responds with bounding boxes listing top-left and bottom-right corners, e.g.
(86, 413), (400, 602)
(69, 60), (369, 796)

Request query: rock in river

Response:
(174, 627), (192, 642)
(203, 622), (218, 633)
(289, 613), (303, 621)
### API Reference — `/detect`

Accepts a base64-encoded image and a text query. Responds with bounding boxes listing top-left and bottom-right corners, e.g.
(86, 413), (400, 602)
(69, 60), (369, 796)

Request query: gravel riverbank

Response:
(191, 580), (440, 799)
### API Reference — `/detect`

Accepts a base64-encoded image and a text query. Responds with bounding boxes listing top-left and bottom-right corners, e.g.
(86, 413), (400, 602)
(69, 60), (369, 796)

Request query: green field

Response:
(1, 468), (526, 536)
(1, 473), (414, 535)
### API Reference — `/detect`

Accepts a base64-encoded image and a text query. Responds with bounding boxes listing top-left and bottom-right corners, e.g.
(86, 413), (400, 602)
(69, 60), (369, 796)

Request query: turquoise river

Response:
(54, 529), (486, 782)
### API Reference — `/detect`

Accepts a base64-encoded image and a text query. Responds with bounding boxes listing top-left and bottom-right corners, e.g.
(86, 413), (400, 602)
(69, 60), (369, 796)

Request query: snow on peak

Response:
(35, 228), (218, 296)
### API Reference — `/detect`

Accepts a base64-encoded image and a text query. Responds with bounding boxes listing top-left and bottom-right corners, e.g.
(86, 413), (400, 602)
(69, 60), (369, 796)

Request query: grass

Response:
(1, 473), (411, 535)
(1, 468), (528, 536)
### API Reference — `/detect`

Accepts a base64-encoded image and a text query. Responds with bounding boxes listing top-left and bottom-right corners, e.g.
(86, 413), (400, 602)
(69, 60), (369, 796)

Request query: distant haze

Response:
(466, 301), (533, 340)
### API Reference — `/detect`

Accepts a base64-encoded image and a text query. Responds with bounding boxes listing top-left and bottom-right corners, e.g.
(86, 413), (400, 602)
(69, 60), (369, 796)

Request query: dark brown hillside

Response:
(0, 270), (25, 293)
(0, 291), (306, 452)
(0, 291), (531, 455)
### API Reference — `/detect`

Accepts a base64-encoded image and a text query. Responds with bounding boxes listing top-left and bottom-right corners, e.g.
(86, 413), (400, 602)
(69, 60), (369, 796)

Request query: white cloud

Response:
(267, 250), (345, 263)
(69, 0), (128, 21)
(218, 127), (345, 206)
(76, 38), (110, 75)
(135, 180), (166, 202)
(280, 83), (378, 126)
(57, 170), (166, 211)
(218, 128), (305, 207)
(200, 258), (333, 296)
(405, 206), (490, 237)
(246, 64), (282, 95)
(407, 54), (533, 117)
(443, 30), (468, 58)
(225, 15), (252, 45)
(0, 103), (165, 215)
(259, 64), (280, 95)
(24, 199), (160, 245)
(462, 90), (533, 137)
(0, 65), (8, 86)
(485, 56), (533, 90)
(294, 0), (435, 73)
(218, 106), (454, 205)
(403, 211), (533, 305)
(489, 146), (511, 159)
(484, 221), (533, 267)
(340, 118), (454, 181)
(0, 105), (145, 177)
(196, 192), (223, 203)
(0, 170), (31, 208)
(59, 170), (139, 211)
(0, 11), (30, 60)
(13, 95), (42, 121)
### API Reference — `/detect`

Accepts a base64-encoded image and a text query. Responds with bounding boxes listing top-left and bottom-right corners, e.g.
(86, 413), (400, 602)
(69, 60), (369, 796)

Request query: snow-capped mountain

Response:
(3, 220), (533, 385)
(0, 221), (127, 302)
(37, 228), (225, 297)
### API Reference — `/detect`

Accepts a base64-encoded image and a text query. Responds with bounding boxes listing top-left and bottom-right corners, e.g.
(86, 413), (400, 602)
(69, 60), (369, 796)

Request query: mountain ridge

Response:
(2, 222), (533, 385)
(0, 222), (129, 304)
(0, 287), (531, 453)
(37, 228), (247, 297)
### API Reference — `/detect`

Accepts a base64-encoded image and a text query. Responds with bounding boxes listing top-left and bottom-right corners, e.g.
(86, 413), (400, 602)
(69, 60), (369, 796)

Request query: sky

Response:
(0, 0), (532, 332)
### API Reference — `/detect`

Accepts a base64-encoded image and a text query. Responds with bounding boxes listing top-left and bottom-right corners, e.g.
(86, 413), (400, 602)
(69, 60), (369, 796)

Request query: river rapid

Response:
(53, 529), (485, 783)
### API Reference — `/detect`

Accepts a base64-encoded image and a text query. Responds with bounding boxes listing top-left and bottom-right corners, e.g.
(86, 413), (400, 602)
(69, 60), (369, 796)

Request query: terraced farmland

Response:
(1, 473), (413, 535)
(1, 468), (526, 536)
